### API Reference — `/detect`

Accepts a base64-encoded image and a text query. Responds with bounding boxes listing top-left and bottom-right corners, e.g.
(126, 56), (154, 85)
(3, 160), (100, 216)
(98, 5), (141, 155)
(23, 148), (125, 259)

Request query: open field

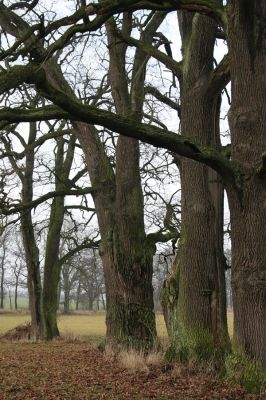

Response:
(0, 312), (234, 340)
(0, 313), (167, 342)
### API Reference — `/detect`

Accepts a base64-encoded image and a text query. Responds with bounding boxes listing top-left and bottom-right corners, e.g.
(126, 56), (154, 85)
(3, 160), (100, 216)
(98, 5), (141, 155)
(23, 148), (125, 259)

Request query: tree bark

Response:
(163, 11), (229, 363)
(100, 13), (169, 350)
(42, 135), (76, 339)
(226, 0), (266, 370)
(21, 122), (44, 340)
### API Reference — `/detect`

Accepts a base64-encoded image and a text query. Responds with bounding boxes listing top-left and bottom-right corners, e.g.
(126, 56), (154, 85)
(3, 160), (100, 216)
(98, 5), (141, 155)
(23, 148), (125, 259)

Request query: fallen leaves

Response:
(0, 341), (264, 400)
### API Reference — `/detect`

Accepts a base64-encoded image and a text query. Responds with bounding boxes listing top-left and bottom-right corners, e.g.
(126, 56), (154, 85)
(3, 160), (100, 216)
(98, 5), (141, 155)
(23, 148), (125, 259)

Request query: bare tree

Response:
(0, 228), (10, 308)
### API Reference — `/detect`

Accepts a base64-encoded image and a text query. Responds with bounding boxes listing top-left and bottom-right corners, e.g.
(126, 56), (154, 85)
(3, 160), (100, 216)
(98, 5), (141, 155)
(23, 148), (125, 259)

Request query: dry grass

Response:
(58, 314), (106, 342)
(118, 349), (149, 372)
(0, 313), (168, 340)
(117, 348), (164, 373)
(0, 311), (234, 342)
(0, 314), (31, 333)
(146, 350), (165, 366)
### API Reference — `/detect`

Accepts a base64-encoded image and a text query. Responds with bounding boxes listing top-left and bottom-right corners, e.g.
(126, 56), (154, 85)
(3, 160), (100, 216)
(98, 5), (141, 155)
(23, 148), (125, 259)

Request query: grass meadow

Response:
(0, 311), (233, 341)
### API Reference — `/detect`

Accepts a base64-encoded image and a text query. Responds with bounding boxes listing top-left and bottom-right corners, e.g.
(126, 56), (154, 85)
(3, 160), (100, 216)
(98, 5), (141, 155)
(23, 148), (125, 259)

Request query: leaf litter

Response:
(0, 341), (264, 400)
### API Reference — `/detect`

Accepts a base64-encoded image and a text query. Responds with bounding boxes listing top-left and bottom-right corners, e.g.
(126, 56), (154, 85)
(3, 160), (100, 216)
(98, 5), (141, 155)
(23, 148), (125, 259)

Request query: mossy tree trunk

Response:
(164, 10), (229, 363)
(20, 122), (45, 340)
(42, 135), (76, 340)
(99, 12), (168, 349)
(226, 0), (266, 370)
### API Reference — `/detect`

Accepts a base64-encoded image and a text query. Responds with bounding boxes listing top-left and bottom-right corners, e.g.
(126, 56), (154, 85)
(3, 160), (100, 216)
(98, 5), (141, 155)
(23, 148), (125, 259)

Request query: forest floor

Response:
(0, 339), (263, 400)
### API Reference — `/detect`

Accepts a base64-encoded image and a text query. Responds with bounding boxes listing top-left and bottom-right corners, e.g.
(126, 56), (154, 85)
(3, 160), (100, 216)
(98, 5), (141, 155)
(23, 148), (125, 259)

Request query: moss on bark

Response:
(106, 303), (156, 351)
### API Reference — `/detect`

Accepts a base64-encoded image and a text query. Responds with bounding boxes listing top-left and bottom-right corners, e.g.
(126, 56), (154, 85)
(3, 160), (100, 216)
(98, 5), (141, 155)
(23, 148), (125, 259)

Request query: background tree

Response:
(0, 227), (10, 308)
(8, 231), (27, 310)
(77, 250), (104, 311)
(61, 260), (79, 314)
(0, 114), (96, 338)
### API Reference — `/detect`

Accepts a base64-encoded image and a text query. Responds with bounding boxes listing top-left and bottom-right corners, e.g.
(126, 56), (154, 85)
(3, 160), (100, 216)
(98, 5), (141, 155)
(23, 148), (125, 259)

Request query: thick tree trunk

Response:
(21, 122), (44, 340)
(42, 136), (75, 339)
(76, 123), (157, 349)
(42, 257), (61, 339)
(21, 213), (44, 340)
(98, 14), (171, 350)
(164, 12), (229, 363)
(42, 197), (64, 339)
(226, 0), (266, 370)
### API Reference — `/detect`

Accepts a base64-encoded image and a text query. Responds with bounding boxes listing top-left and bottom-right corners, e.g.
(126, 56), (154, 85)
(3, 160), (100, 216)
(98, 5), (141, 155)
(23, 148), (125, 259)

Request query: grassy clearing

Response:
(0, 314), (31, 333)
(0, 311), (233, 341)
(0, 313), (168, 340)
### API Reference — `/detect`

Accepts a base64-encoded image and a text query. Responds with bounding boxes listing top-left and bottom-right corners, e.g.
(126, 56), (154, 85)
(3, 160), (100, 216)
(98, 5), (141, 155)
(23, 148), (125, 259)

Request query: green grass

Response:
(58, 314), (108, 340)
(0, 312), (233, 340)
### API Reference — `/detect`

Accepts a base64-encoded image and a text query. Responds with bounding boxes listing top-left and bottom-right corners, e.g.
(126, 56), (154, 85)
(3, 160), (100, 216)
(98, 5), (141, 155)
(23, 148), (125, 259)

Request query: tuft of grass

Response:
(116, 347), (164, 373)
(117, 349), (149, 372)
(60, 331), (86, 343)
(146, 350), (164, 367)
(225, 348), (266, 395)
